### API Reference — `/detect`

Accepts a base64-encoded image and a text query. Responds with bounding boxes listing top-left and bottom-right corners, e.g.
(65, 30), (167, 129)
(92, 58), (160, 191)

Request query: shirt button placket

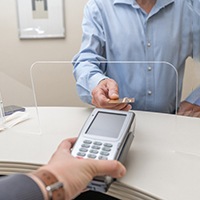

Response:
(146, 19), (154, 110)
(147, 65), (152, 97)
(148, 66), (152, 71)
(147, 42), (151, 47)
(148, 90), (152, 95)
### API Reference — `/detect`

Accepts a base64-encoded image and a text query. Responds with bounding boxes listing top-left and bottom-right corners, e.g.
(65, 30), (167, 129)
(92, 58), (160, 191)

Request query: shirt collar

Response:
(113, 0), (174, 8)
(156, 0), (174, 8)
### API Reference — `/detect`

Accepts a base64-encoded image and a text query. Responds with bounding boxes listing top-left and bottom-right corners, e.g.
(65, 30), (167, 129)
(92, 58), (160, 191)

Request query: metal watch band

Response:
(33, 169), (65, 200)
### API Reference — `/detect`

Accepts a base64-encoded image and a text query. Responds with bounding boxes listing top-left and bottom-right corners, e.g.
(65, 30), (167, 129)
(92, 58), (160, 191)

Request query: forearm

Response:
(72, 1), (108, 104)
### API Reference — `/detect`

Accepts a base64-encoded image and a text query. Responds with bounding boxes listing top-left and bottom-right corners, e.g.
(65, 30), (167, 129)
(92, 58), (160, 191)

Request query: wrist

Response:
(29, 169), (65, 200)
(40, 166), (71, 200)
(28, 173), (49, 200)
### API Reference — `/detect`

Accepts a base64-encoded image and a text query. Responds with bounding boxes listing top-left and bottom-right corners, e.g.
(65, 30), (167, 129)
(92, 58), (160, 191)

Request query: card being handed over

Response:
(108, 97), (135, 104)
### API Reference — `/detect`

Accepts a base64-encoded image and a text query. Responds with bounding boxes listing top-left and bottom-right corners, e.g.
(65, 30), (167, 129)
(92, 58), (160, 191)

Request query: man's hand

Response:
(177, 101), (200, 118)
(41, 138), (126, 200)
(91, 78), (132, 111)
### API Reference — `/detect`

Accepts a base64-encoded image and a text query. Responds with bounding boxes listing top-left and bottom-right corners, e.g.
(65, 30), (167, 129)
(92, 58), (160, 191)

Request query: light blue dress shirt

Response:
(73, 0), (200, 113)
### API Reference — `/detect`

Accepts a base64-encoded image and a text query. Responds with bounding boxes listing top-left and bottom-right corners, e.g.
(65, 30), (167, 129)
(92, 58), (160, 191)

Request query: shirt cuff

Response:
(185, 87), (200, 106)
(89, 73), (109, 91)
(194, 98), (200, 106)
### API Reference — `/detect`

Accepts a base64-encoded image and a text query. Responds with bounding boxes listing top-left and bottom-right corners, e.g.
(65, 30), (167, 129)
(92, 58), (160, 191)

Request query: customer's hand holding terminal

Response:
(71, 108), (136, 192)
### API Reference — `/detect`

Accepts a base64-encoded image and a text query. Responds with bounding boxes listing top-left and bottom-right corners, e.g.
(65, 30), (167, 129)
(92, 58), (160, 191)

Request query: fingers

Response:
(121, 104), (132, 111)
(92, 79), (119, 107)
(177, 101), (192, 115)
(107, 103), (132, 111)
(190, 104), (200, 117)
(92, 84), (110, 107)
(192, 110), (200, 117)
(92, 79), (132, 110)
(88, 159), (126, 179)
(177, 110), (192, 116)
(57, 137), (77, 152)
(49, 137), (78, 163)
(177, 101), (200, 118)
(106, 80), (119, 100)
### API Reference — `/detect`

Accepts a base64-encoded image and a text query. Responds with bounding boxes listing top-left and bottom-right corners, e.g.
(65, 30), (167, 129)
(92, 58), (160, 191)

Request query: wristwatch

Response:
(33, 169), (65, 200)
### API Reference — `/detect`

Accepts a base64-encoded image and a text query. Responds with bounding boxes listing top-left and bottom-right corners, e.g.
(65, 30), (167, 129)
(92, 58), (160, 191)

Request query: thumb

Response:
(107, 79), (119, 100)
(89, 160), (126, 178)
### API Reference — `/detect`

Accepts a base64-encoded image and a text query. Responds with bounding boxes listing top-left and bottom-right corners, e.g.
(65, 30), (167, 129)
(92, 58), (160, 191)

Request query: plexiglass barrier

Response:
(0, 71), (41, 134)
(30, 61), (179, 113)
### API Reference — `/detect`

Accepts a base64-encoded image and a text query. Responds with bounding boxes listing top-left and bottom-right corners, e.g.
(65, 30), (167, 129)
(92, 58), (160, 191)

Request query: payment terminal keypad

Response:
(77, 140), (113, 160)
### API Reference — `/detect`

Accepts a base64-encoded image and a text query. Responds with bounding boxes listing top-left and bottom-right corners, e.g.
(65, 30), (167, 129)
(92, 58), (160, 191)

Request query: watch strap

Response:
(33, 169), (65, 200)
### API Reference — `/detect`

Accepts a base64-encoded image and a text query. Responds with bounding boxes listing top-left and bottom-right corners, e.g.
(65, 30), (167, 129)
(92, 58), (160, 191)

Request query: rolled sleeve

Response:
(185, 86), (200, 106)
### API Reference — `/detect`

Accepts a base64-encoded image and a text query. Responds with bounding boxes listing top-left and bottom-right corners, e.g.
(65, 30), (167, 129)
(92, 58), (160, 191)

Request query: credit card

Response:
(108, 97), (135, 104)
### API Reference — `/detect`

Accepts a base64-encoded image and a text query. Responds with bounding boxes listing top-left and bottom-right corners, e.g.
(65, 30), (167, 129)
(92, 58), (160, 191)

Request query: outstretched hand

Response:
(92, 78), (132, 111)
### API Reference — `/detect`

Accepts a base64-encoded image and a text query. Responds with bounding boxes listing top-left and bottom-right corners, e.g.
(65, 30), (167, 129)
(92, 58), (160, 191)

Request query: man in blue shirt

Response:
(73, 0), (200, 117)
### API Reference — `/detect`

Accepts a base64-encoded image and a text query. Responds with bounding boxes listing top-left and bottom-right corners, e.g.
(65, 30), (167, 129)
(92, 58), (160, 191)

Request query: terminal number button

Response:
(104, 143), (113, 148)
(83, 140), (92, 144)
